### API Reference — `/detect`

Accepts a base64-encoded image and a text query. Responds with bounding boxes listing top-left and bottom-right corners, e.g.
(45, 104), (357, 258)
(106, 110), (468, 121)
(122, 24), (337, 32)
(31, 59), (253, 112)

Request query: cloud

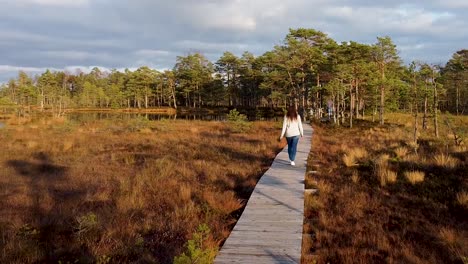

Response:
(0, 0), (467, 83)
(0, 65), (56, 73)
(434, 0), (468, 8)
(323, 5), (456, 35)
(6, 0), (89, 7)
(135, 49), (171, 57)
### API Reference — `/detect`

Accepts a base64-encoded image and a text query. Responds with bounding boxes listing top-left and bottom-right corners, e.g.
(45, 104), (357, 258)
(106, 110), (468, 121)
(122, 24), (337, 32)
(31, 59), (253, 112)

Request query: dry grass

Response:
(377, 168), (397, 186)
(303, 114), (468, 264)
(433, 153), (458, 168)
(394, 146), (409, 158)
(351, 170), (359, 183)
(438, 227), (468, 261)
(343, 148), (368, 167)
(374, 154), (396, 186)
(342, 154), (357, 167)
(456, 192), (468, 208)
(0, 117), (280, 263)
(405, 170), (425, 184)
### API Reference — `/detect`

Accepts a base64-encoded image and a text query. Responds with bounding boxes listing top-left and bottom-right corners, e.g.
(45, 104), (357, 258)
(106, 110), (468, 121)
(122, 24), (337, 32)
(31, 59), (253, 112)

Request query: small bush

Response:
(173, 224), (217, 264)
(227, 109), (250, 133)
(75, 212), (99, 239)
(227, 109), (247, 122)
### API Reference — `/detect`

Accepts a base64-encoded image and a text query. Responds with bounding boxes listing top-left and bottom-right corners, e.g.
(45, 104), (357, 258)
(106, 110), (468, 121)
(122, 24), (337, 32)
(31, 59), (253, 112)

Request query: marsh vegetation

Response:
(303, 113), (467, 263)
(0, 116), (281, 263)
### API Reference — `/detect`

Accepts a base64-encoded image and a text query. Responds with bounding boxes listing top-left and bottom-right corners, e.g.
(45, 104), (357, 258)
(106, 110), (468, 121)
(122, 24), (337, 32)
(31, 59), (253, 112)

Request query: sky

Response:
(1, 0), (467, 83)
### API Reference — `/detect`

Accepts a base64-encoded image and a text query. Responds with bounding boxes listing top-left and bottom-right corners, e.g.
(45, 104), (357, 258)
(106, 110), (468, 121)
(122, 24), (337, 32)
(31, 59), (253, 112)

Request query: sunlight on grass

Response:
(304, 113), (468, 263)
(0, 118), (279, 263)
(394, 147), (408, 158)
(377, 168), (397, 186)
(343, 154), (357, 167)
(404, 171), (425, 184)
(438, 227), (466, 261)
(343, 147), (368, 167)
(456, 192), (468, 208)
(433, 153), (458, 168)
(351, 170), (359, 183)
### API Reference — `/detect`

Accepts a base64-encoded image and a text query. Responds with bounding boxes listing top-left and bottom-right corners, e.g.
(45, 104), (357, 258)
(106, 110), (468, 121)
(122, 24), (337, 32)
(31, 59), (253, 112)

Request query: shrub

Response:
(227, 108), (247, 122)
(75, 212), (99, 239)
(227, 109), (250, 133)
(173, 224), (217, 264)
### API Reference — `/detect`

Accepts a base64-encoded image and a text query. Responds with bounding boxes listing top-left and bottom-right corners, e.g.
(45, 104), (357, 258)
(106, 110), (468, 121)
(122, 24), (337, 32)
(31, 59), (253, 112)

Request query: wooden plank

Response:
(214, 124), (313, 264)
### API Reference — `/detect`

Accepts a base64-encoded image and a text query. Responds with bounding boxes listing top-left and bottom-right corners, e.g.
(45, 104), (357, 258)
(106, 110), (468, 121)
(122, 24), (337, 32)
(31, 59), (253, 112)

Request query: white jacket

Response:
(280, 115), (304, 138)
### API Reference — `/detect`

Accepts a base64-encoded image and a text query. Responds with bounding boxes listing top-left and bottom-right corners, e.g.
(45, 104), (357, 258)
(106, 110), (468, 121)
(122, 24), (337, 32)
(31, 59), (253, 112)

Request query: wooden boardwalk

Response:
(215, 123), (312, 264)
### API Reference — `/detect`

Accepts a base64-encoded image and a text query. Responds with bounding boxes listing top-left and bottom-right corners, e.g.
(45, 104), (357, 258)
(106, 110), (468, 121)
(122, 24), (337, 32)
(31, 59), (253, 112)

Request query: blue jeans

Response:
(286, 136), (300, 161)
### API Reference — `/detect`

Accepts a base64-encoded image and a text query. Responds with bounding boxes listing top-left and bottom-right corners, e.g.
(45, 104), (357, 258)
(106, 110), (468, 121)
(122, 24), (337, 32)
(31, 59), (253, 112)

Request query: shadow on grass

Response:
(5, 152), (96, 263)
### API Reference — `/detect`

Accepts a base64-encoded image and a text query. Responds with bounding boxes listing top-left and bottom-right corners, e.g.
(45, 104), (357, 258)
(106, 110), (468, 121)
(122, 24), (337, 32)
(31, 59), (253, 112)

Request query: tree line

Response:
(1, 28), (467, 124)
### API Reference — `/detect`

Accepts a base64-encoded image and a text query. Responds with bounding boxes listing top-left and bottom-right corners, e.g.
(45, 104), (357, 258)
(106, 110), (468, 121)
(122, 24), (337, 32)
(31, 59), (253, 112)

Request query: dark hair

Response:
(286, 105), (298, 121)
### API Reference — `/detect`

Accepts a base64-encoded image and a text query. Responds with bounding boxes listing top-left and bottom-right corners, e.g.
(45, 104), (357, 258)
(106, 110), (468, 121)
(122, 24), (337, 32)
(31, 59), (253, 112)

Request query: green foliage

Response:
(1, 29), (464, 119)
(227, 108), (251, 133)
(75, 212), (99, 239)
(0, 96), (16, 107)
(173, 224), (217, 264)
(127, 116), (152, 132)
(16, 224), (40, 239)
(227, 108), (247, 122)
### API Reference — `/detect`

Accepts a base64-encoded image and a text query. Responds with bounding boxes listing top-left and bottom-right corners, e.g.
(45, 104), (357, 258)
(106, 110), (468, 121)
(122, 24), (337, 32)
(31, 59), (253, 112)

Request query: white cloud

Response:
(323, 5), (458, 36)
(135, 49), (171, 57)
(399, 43), (425, 51)
(175, 40), (251, 53)
(40, 51), (93, 61)
(0, 65), (56, 73)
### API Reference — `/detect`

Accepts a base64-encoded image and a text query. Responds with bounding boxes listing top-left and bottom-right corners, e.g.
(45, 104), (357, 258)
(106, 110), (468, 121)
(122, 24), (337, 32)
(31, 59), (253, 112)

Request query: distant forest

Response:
(1, 28), (467, 123)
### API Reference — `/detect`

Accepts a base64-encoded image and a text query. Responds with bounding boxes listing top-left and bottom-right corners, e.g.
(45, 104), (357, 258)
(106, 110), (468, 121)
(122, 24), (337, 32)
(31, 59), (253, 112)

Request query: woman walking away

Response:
(280, 106), (304, 166)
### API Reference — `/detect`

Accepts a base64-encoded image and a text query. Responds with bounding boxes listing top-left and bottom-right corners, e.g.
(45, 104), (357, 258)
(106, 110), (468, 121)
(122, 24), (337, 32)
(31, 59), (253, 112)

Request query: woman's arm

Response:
(298, 115), (304, 137)
(280, 116), (287, 139)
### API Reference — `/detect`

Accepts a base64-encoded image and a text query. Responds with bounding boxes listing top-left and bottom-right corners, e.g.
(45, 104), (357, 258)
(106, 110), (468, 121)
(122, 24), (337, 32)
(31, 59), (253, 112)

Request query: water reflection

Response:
(66, 111), (282, 122)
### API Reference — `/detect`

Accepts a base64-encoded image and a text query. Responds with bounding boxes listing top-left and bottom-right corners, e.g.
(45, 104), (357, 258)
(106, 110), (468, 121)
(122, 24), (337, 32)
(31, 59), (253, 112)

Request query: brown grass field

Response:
(303, 113), (468, 263)
(0, 116), (282, 263)
(2, 112), (467, 264)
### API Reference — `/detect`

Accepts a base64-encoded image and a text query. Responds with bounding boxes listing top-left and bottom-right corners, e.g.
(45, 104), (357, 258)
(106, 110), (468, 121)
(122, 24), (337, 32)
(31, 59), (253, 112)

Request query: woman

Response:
(280, 105), (304, 166)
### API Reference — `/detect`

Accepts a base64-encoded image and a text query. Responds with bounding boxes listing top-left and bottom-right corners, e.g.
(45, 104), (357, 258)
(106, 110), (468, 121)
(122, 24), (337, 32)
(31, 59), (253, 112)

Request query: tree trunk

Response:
(456, 83), (460, 115)
(349, 85), (353, 128)
(433, 75), (439, 138)
(355, 80), (359, 118)
(172, 86), (177, 109)
(423, 94), (428, 130)
(379, 85), (384, 125)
